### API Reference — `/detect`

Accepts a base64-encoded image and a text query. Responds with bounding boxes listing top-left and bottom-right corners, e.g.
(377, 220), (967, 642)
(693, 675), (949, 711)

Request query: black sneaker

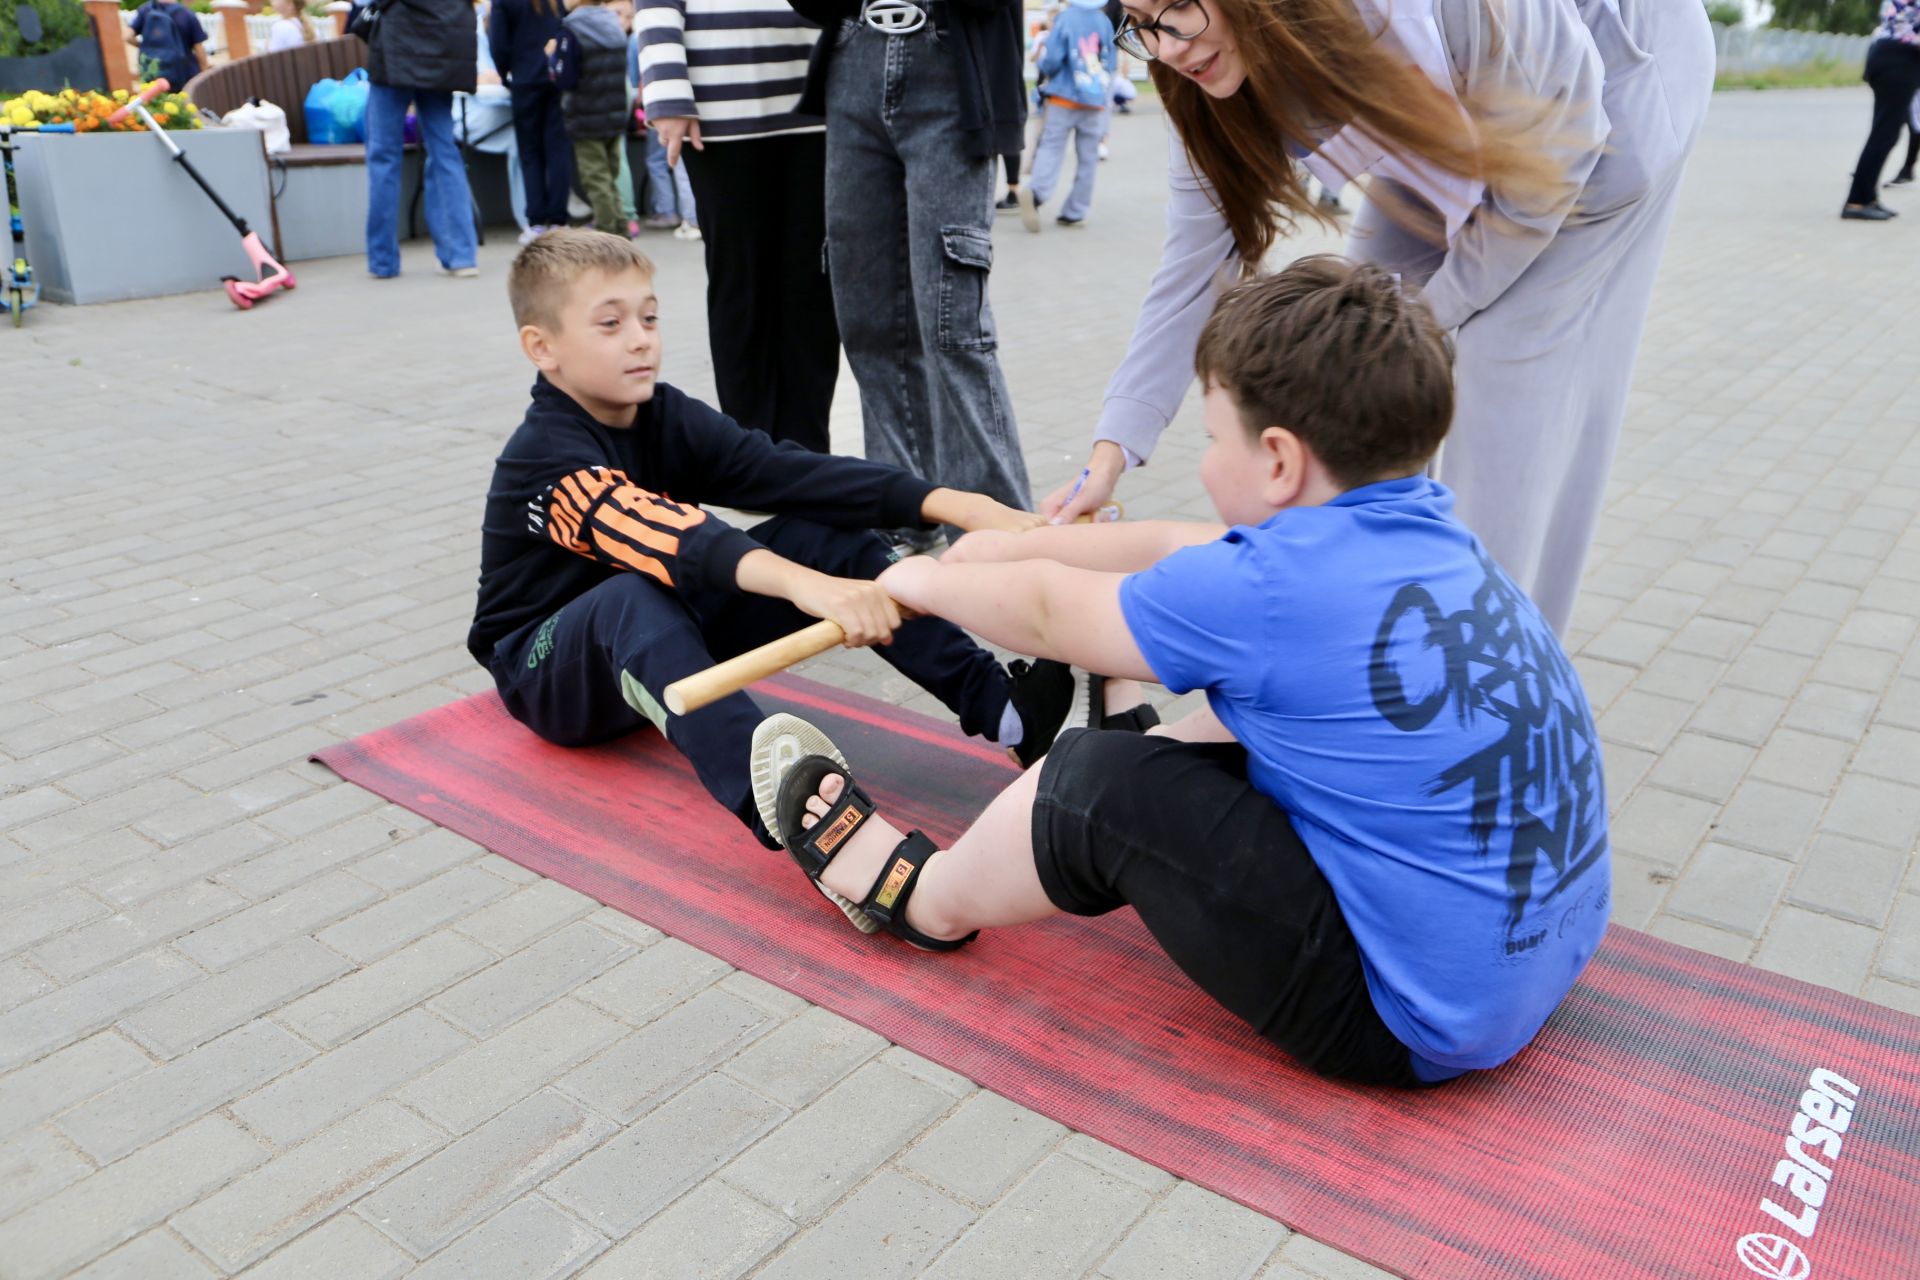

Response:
(1004, 659), (1095, 768)
(1056, 215), (1086, 228)
(995, 192), (1021, 211)
(884, 527), (944, 559)
(1888, 171), (1916, 187)
(1841, 201), (1898, 221)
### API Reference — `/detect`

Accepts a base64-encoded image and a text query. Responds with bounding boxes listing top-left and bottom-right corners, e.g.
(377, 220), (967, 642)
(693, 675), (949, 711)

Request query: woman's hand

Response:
(1040, 440), (1127, 524)
(651, 116), (703, 166)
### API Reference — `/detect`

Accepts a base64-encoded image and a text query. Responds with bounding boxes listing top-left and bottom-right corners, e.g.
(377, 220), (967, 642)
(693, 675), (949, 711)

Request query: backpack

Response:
(137, 4), (187, 83)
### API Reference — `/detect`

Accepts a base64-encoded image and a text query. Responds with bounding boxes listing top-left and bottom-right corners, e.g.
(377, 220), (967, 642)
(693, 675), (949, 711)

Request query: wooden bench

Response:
(185, 37), (371, 151)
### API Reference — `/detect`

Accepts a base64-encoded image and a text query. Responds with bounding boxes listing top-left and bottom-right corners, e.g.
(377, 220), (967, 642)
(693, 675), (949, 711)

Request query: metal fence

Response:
(1713, 21), (1874, 74)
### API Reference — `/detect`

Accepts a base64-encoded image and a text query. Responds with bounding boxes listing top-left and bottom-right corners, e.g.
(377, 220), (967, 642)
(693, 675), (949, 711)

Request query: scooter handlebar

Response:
(107, 80), (170, 126)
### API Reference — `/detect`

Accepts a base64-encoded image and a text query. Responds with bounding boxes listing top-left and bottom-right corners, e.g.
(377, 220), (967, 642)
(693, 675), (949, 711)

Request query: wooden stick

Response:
(662, 618), (847, 716)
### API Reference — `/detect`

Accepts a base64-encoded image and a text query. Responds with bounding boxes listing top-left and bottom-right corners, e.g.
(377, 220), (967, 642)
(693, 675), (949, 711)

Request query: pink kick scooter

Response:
(109, 80), (296, 310)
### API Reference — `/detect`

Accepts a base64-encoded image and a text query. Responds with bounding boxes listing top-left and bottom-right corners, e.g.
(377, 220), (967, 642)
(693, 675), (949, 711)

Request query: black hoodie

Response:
(468, 377), (937, 666)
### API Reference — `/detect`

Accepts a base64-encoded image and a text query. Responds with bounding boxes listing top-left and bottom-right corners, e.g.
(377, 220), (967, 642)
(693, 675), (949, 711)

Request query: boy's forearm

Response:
(734, 547), (815, 605)
(957, 520), (1223, 573)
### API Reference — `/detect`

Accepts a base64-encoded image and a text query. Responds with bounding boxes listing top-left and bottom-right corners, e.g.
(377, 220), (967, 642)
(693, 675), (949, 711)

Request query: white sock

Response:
(997, 701), (1024, 747)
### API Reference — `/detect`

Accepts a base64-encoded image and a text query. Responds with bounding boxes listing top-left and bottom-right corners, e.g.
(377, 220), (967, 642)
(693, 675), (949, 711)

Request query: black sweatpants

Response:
(681, 133), (840, 454)
(490, 517), (1009, 847)
(1846, 39), (1920, 205)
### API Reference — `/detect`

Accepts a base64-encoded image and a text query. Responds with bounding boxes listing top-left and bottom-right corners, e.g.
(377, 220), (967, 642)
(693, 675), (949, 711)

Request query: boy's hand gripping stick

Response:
(663, 619), (848, 716)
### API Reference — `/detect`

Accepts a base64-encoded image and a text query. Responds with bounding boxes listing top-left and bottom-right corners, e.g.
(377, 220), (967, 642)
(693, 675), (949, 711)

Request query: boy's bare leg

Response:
(807, 767), (1056, 942)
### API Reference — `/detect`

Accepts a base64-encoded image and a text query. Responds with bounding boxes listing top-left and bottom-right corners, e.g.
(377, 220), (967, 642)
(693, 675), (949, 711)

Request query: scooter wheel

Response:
(224, 280), (254, 311)
(8, 292), (21, 327)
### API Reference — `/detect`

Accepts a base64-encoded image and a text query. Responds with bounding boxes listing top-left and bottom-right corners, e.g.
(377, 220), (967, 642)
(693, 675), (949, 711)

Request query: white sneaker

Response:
(673, 222), (702, 241)
(440, 265), (479, 278)
(1098, 141), (1109, 161)
(1016, 183), (1040, 233)
(517, 225), (547, 246)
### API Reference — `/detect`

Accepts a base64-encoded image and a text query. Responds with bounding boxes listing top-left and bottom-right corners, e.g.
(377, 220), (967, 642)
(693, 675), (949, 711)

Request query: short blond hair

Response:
(508, 228), (655, 331)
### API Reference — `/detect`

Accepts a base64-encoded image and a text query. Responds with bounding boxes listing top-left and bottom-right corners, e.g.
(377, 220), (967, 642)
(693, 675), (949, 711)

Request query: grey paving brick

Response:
(275, 931), (496, 1047)
(1782, 682), (1879, 742)
(32, 881), (247, 982)
(398, 998), (625, 1134)
(56, 1020), (312, 1164)
(1277, 1234), (1398, 1280)
(67, 1231), (218, 1280)
(1712, 779), (1826, 860)
(349, 827), (487, 893)
(0, 784), (73, 830)
(456, 878), (602, 954)
(900, 1089), (1068, 1207)
(1642, 732), (1754, 803)
(0, 955), (55, 1012)
(361, 1089), (612, 1255)
(216, 815), (397, 900)
(1787, 833), (1909, 927)
(0, 949), (199, 1073)
(1597, 691), (1692, 754)
(120, 937), (351, 1058)
(1607, 787), (1718, 871)
(231, 1008), (472, 1147)
(1686, 686), (1788, 747)
(561, 988), (773, 1123)
(1663, 844), (1792, 936)
(576, 938), (730, 1025)
(1876, 896), (1920, 988)
(1852, 724), (1920, 783)
(317, 865), (515, 963)
(0, 1125), (91, 1221)
(0, 1032), (151, 1139)
(546, 1076), (787, 1237)
(0, 829), (158, 908)
(0, 1115), (265, 1280)
(255, 784), (388, 840)
(715, 968), (808, 1017)
(1748, 729), (1854, 798)
(1098, 1181), (1289, 1280)
(234, 1213), (413, 1280)
(171, 1102), (445, 1271)
(1865, 978), (1920, 1018)
(412, 1195), (609, 1280)
(923, 1152), (1155, 1280)
(722, 1005), (886, 1111)
(1061, 1134), (1179, 1193)
(1822, 774), (1920, 852)
(879, 1045), (978, 1099)
(7, 779), (199, 856)
(724, 1060), (952, 1219)
(429, 921), (633, 1037)
(757, 1170), (974, 1280)
(1752, 907), (1880, 994)
(87, 822), (279, 908)
(174, 871), (381, 971)
(582, 1181), (793, 1280)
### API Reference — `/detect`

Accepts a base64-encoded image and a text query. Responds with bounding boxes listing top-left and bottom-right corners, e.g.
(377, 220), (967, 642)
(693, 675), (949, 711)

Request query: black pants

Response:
(490, 518), (1008, 846)
(1846, 39), (1920, 205)
(681, 134), (840, 453)
(511, 85), (573, 227)
(1032, 729), (1429, 1088)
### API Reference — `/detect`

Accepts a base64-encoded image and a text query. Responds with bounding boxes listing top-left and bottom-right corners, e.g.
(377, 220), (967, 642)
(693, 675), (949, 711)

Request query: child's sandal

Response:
(751, 715), (878, 934)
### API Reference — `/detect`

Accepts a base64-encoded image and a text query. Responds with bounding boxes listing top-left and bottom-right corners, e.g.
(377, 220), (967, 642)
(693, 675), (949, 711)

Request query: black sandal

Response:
(774, 757), (976, 952)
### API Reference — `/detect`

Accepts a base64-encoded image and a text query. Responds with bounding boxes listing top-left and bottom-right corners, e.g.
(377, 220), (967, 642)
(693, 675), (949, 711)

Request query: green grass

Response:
(1715, 57), (1865, 90)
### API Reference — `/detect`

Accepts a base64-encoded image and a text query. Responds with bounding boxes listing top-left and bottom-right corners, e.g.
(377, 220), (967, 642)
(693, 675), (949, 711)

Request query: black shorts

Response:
(1031, 728), (1428, 1089)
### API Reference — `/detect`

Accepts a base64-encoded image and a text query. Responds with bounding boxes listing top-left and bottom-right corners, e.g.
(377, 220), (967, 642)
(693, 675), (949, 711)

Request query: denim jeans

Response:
(366, 84), (477, 277)
(1028, 100), (1107, 221)
(823, 19), (1032, 518)
(643, 129), (696, 224)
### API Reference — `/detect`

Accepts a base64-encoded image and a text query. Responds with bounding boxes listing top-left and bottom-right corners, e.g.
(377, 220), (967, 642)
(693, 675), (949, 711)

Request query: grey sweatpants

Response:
(1348, 2), (1717, 634)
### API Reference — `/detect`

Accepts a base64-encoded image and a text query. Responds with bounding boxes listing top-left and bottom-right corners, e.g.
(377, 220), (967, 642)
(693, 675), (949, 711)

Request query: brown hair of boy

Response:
(1194, 255), (1453, 489)
(508, 228), (656, 331)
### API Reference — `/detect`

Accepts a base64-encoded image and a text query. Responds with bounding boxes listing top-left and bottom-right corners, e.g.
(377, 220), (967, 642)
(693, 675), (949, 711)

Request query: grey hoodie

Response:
(557, 4), (631, 140)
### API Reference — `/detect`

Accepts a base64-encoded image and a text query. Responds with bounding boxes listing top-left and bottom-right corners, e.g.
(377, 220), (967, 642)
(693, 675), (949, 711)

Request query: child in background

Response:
(266, 0), (314, 51)
(1018, 0), (1115, 232)
(627, 30), (698, 237)
(547, 0), (631, 235)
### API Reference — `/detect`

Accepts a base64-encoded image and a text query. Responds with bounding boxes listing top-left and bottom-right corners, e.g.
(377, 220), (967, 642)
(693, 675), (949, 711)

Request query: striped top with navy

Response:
(636, 0), (825, 141)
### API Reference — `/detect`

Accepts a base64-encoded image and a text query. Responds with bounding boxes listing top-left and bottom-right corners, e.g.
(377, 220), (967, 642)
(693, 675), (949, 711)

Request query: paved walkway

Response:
(2, 86), (1916, 1280)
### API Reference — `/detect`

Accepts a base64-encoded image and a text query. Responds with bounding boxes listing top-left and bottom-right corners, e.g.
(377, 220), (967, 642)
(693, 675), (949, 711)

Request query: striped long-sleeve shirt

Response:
(635, 0), (825, 141)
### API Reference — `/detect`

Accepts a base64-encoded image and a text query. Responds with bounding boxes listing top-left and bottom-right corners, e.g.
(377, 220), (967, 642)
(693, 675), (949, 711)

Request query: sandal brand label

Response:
(874, 857), (913, 910)
(815, 806), (863, 856)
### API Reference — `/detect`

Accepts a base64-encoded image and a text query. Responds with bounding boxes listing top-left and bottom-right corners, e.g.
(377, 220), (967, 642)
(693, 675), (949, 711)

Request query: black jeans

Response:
(681, 134), (841, 454)
(1846, 39), (1920, 205)
(1031, 729), (1430, 1088)
(511, 84), (572, 227)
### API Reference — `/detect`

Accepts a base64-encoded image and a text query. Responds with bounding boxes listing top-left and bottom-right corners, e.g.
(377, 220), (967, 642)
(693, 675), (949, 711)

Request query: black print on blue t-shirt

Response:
(1367, 549), (1607, 958)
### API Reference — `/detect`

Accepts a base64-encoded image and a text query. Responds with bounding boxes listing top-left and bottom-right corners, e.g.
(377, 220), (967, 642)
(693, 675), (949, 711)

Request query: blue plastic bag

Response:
(303, 76), (343, 144)
(330, 68), (370, 145)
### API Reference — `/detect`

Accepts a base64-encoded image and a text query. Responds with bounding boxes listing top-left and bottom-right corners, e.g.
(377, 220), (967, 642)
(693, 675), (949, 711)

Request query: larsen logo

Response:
(1735, 1233), (1810, 1280)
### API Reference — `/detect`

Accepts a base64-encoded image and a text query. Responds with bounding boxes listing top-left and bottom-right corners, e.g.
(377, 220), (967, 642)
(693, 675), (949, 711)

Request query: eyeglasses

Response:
(1114, 0), (1211, 60)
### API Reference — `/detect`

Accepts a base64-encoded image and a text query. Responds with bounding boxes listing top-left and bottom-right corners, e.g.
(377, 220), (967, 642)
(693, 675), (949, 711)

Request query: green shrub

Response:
(1768, 0), (1879, 35)
(0, 0), (94, 57)
(1716, 55), (1867, 88)
(1705, 1), (1744, 26)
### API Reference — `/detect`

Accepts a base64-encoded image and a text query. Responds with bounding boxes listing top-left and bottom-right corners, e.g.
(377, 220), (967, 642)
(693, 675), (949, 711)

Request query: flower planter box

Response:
(0, 36), (107, 94)
(12, 125), (274, 305)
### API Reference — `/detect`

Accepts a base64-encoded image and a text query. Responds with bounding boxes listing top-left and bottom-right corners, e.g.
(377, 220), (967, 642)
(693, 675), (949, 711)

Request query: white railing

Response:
(1712, 20), (1874, 74)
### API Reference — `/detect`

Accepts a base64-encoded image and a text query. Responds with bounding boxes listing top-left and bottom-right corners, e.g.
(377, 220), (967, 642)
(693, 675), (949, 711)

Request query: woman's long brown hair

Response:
(1150, 0), (1568, 266)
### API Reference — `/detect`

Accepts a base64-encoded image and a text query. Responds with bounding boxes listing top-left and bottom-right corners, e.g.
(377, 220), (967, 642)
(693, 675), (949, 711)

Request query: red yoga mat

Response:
(315, 676), (1920, 1280)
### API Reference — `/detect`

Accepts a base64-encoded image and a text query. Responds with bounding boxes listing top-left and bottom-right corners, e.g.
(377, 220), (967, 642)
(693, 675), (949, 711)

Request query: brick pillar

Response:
(84, 0), (133, 94)
(212, 0), (250, 62)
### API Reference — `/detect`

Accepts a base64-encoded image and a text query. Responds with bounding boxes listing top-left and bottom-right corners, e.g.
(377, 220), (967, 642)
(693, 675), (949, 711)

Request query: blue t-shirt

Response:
(1119, 477), (1610, 1076)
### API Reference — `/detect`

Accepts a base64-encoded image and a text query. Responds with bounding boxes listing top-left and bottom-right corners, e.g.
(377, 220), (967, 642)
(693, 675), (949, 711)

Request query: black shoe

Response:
(885, 528), (944, 559)
(1004, 659), (1094, 768)
(1055, 215), (1085, 228)
(1841, 201), (1898, 220)
(1888, 171), (1916, 187)
(995, 192), (1021, 211)
(1114, 101), (1132, 114)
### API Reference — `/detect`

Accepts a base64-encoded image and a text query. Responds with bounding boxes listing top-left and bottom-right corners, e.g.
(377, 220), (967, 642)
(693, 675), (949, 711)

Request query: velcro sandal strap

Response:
(778, 755), (877, 879)
(859, 831), (977, 952)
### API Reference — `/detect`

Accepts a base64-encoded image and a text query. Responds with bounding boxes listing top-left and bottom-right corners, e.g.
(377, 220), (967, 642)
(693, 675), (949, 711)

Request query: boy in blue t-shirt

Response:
(749, 256), (1611, 1087)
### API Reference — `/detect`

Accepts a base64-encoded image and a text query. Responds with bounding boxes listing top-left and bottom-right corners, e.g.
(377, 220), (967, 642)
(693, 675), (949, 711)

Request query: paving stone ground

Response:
(2, 85), (1917, 1279)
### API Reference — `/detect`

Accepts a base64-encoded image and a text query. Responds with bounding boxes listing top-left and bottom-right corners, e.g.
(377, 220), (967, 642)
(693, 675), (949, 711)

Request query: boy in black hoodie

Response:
(469, 230), (1087, 919)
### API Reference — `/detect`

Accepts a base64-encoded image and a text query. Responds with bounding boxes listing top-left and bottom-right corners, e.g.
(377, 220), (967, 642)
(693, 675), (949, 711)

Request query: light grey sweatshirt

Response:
(1096, 0), (1628, 465)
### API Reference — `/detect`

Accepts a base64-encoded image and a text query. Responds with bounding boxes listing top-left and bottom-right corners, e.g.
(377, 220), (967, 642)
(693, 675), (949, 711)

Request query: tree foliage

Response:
(1768, 0), (1882, 35)
(0, 0), (94, 58)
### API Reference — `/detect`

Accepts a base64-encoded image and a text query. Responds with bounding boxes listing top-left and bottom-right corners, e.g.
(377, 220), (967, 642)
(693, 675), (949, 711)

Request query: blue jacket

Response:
(1036, 2), (1115, 110)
